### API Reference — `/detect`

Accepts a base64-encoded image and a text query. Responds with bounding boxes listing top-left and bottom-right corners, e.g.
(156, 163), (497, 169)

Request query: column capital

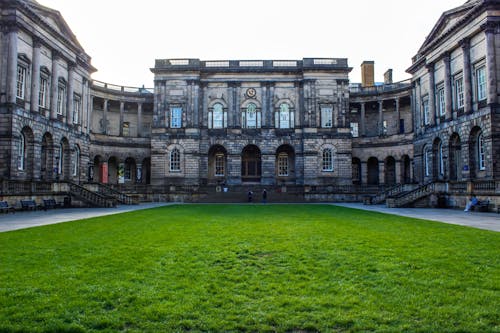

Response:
(481, 21), (499, 34)
(32, 36), (44, 48)
(426, 62), (435, 72)
(459, 37), (470, 49)
(442, 52), (451, 63)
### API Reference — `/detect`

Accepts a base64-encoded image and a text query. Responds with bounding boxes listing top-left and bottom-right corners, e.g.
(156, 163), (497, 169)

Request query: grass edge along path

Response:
(0, 204), (498, 332)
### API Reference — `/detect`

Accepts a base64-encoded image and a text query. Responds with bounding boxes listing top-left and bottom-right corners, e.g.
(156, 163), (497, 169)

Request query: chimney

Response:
(384, 69), (393, 84)
(361, 61), (375, 87)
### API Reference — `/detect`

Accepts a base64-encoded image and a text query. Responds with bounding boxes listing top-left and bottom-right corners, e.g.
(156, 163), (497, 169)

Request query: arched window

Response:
(215, 153), (225, 176)
(170, 149), (181, 172)
(276, 103), (294, 129)
(322, 149), (333, 171)
(277, 152), (289, 176)
(209, 103), (226, 129)
(478, 133), (486, 170)
(57, 142), (63, 175)
(438, 141), (444, 176)
(72, 145), (80, 177)
(424, 146), (431, 177)
(17, 133), (26, 170)
(243, 103), (260, 129)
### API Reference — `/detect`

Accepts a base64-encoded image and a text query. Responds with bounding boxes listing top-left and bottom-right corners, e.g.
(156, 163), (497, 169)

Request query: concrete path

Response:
(0, 202), (498, 233)
(0, 203), (170, 233)
(333, 203), (500, 232)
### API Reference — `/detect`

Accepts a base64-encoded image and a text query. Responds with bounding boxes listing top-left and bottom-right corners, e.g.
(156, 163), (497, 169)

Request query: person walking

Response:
(262, 189), (267, 203)
(247, 189), (253, 203)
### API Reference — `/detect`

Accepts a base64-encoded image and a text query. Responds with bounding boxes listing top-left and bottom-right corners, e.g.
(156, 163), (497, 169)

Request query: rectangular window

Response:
(122, 122), (130, 136)
(16, 65), (27, 99)
(215, 154), (224, 176)
(279, 110), (290, 129)
(57, 85), (66, 115)
(350, 122), (359, 137)
(454, 76), (464, 109)
(436, 85), (445, 116)
(478, 134), (486, 170)
(170, 150), (181, 171)
(170, 107), (182, 128)
(422, 99), (430, 125)
(278, 154), (289, 176)
(476, 65), (486, 101)
(73, 95), (81, 124)
(321, 107), (333, 128)
(322, 149), (333, 171)
(39, 77), (49, 108)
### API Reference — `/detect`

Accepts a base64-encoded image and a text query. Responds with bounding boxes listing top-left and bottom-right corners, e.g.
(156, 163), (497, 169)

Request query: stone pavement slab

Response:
(333, 203), (500, 232)
(0, 203), (170, 233)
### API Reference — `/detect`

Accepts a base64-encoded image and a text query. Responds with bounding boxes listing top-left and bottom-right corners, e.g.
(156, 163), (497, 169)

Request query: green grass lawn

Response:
(0, 204), (499, 332)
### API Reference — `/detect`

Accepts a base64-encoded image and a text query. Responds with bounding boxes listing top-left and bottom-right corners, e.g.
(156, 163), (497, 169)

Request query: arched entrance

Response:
(352, 157), (361, 185)
(385, 156), (396, 185)
(241, 145), (261, 183)
(276, 144), (295, 182)
(402, 155), (411, 184)
(449, 133), (461, 181)
(40, 132), (53, 181)
(367, 157), (379, 185)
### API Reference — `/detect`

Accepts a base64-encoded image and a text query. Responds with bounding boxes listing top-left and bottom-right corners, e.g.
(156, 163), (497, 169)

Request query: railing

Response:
(91, 80), (154, 94)
(68, 183), (116, 208)
(92, 183), (136, 205)
(1, 180), (56, 195)
(388, 181), (441, 208)
(349, 79), (411, 95)
(471, 180), (496, 193)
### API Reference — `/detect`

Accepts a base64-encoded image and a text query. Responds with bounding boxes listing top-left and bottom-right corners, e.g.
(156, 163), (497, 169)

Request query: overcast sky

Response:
(38, 0), (465, 88)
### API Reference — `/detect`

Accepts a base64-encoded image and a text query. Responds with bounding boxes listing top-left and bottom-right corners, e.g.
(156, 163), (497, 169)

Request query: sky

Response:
(37, 0), (465, 88)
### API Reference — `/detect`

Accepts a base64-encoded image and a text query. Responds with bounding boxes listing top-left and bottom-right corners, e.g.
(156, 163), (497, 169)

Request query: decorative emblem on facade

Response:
(246, 88), (256, 98)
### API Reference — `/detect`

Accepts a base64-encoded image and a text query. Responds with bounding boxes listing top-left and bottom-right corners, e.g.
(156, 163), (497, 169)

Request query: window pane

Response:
(171, 107), (182, 128)
(476, 66), (486, 101)
(213, 104), (223, 128)
(279, 104), (290, 129)
(321, 107), (333, 128)
(322, 149), (333, 171)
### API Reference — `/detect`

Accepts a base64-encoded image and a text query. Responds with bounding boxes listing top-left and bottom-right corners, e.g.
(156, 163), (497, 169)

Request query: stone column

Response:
(7, 26), (18, 104)
(295, 82), (300, 128)
(269, 83), (275, 127)
(202, 84), (208, 128)
(66, 62), (75, 125)
(103, 99), (108, 134)
(361, 161), (367, 185)
(88, 95), (94, 135)
(360, 102), (366, 136)
(31, 39), (41, 113)
(378, 99), (384, 135)
(443, 53), (453, 120)
(235, 83), (241, 127)
(228, 83), (234, 127)
(484, 23), (498, 105)
(427, 63), (436, 125)
(395, 98), (400, 133)
(50, 51), (60, 119)
(460, 38), (472, 113)
(119, 101), (124, 136)
(137, 102), (143, 137)
(262, 84), (268, 128)
(193, 83), (200, 127)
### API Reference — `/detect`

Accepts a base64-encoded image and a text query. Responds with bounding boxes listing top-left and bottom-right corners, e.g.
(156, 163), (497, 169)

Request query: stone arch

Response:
(208, 144), (228, 184)
(108, 156), (119, 184)
(18, 126), (34, 180)
(401, 155), (412, 184)
(385, 156), (396, 185)
(367, 157), (379, 185)
(241, 145), (261, 183)
(58, 137), (70, 181)
(276, 144), (295, 181)
(448, 132), (462, 181)
(469, 126), (484, 179)
(432, 137), (444, 180)
(124, 157), (137, 183)
(40, 132), (54, 181)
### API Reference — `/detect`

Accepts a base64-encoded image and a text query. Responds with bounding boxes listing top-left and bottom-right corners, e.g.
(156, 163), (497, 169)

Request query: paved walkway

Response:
(0, 202), (498, 233)
(0, 203), (170, 233)
(333, 203), (500, 232)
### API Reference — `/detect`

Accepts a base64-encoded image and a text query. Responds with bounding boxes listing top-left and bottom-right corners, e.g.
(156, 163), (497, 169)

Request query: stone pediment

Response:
(22, 0), (84, 51)
(418, 0), (480, 53)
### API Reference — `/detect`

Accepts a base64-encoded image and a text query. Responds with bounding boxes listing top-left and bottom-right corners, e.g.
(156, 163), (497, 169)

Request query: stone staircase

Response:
(68, 183), (116, 208)
(197, 185), (305, 203)
(92, 183), (137, 205)
(386, 181), (442, 208)
(372, 183), (419, 205)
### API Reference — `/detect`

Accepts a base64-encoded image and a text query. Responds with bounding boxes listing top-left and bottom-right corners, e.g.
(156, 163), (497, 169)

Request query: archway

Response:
(449, 133), (461, 181)
(40, 132), (53, 181)
(276, 144), (295, 181)
(385, 156), (396, 185)
(367, 157), (379, 185)
(108, 156), (119, 184)
(241, 145), (261, 183)
(402, 155), (411, 184)
(208, 145), (227, 184)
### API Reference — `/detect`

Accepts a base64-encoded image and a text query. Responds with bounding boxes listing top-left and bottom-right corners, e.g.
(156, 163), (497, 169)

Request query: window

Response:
(478, 133), (486, 170)
(39, 76), (49, 108)
(73, 94), (81, 124)
(16, 65), (27, 100)
(424, 147), (431, 177)
(215, 153), (224, 176)
(454, 75), (464, 109)
(350, 122), (359, 137)
(476, 65), (486, 101)
(17, 133), (25, 170)
(125, 163), (131, 181)
(72, 145), (80, 177)
(321, 106), (333, 128)
(209, 103), (226, 129)
(243, 103), (260, 129)
(57, 80), (66, 115)
(170, 148), (181, 172)
(278, 153), (289, 176)
(322, 149), (333, 171)
(382, 120), (388, 135)
(57, 143), (63, 175)
(422, 98), (430, 125)
(170, 107), (182, 128)
(436, 84), (445, 116)
(276, 103), (293, 129)
(438, 142), (444, 176)
(122, 122), (130, 136)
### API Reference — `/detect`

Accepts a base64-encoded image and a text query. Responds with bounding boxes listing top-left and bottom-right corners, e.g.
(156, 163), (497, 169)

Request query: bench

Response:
(0, 201), (15, 213)
(43, 199), (61, 210)
(20, 199), (38, 211)
(472, 200), (490, 212)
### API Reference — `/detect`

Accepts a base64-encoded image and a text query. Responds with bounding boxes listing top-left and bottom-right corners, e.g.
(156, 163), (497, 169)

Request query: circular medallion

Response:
(246, 88), (256, 98)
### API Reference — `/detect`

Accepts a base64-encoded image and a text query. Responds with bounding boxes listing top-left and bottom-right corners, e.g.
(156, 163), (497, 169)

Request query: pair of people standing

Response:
(247, 189), (267, 203)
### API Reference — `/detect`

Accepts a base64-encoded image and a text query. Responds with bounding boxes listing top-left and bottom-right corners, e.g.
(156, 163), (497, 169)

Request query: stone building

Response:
(0, 0), (499, 208)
